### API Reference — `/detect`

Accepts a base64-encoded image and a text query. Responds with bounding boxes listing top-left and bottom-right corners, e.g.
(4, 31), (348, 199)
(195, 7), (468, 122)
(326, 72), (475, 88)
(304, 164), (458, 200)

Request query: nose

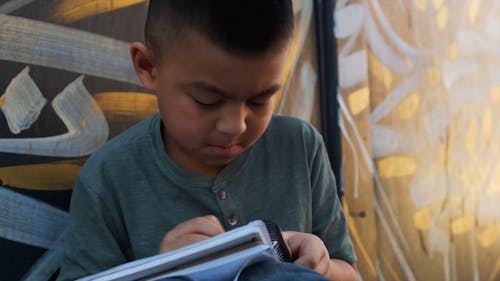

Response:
(216, 102), (247, 136)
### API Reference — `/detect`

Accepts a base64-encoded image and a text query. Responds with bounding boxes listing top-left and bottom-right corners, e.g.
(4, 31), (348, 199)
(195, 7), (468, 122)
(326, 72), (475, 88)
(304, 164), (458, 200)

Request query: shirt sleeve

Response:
(309, 129), (357, 265)
(57, 176), (129, 281)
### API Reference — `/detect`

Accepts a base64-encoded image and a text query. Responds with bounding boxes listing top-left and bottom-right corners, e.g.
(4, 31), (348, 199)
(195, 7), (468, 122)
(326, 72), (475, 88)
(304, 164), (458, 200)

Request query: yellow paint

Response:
(426, 67), (442, 85)
(343, 201), (377, 276)
(414, 208), (432, 231)
(397, 91), (420, 119)
(491, 85), (500, 102)
(477, 224), (500, 248)
(464, 121), (477, 154)
(0, 162), (81, 190)
(433, 0), (445, 9)
(0, 95), (5, 108)
(347, 87), (370, 115)
(487, 165), (500, 193)
(469, 0), (482, 25)
(482, 107), (492, 138)
(415, 0), (427, 11)
(436, 7), (449, 31)
(382, 254), (401, 281)
(93, 92), (158, 122)
(451, 215), (475, 235)
(51, 0), (144, 23)
(377, 156), (417, 178)
(368, 51), (393, 89)
(489, 257), (500, 281)
(81, 118), (87, 129)
(448, 41), (458, 60)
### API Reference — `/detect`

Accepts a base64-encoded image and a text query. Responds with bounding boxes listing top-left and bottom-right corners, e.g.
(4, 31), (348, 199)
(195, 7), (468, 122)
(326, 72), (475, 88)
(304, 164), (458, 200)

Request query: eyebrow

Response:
(185, 81), (282, 99)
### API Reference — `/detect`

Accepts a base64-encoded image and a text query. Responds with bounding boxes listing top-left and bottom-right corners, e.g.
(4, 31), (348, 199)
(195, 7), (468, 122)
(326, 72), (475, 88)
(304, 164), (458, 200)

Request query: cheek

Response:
(158, 96), (213, 145)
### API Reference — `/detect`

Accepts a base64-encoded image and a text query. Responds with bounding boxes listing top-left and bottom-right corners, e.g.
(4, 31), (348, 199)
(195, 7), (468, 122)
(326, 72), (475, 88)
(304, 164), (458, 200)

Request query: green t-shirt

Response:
(57, 113), (356, 281)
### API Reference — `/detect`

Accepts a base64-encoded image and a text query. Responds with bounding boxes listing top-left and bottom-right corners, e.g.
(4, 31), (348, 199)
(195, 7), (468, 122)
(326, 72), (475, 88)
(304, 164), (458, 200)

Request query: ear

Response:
(130, 42), (158, 91)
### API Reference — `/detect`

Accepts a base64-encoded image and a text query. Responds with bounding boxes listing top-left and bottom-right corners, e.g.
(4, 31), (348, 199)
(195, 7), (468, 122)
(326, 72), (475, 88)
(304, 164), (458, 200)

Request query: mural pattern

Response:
(0, 1), (320, 280)
(337, 0), (500, 280)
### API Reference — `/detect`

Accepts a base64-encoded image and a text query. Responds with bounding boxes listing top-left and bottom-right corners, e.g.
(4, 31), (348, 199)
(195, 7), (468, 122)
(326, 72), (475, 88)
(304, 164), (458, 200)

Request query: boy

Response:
(57, 1), (357, 280)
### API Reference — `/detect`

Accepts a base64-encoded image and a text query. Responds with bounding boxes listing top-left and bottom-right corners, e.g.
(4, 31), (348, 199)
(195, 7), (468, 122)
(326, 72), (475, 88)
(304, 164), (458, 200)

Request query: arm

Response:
(57, 177), (129, 281)
(287, 124), (357, 280)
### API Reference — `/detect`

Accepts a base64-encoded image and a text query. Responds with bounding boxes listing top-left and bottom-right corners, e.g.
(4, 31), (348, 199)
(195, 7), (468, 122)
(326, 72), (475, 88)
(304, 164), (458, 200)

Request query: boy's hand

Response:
(159, 215), (225, 253)
(283, 231), (333, 277)
(283, 231), (357, 281)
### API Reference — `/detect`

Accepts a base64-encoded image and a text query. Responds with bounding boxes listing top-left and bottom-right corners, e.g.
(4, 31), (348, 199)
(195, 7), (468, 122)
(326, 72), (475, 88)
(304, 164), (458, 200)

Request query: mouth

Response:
(206, 144), (242, 155)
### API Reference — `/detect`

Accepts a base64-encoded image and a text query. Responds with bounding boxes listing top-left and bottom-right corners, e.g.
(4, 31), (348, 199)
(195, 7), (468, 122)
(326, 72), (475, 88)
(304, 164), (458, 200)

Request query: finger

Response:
(282, 231), (306, 259)
(160, 233), (213, 253)
(169, 216), (225, 237)
(203, 215), (225, 233)
(285, 232), (329, 271)
(294, 252), (320, 269)
(313, 253), (331, 276)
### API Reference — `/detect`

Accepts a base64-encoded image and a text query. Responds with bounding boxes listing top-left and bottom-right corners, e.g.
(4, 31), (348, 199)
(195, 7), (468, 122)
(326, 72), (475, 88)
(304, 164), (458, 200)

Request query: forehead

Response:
(155, 30), (291, 96)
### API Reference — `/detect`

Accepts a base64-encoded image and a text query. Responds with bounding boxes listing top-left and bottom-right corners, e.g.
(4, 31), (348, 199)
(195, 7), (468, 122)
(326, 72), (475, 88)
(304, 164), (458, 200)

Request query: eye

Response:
(248, 100), (267, 107)
(193, 97), (222, 107)
(248, 96), (272, 107)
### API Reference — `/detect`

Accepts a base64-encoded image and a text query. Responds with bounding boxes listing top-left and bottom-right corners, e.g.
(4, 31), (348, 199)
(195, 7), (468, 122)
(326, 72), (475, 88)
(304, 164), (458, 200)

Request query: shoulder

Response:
(250, 114), (326, 171)
(77, 113), (160, 185)
(264, 114), (324, 150)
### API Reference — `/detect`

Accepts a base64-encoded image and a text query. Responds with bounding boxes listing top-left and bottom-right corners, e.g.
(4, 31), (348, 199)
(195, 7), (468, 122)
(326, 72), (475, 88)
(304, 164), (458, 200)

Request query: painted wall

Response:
(337, 0), (500, 280)
(0, 1), (320, 280)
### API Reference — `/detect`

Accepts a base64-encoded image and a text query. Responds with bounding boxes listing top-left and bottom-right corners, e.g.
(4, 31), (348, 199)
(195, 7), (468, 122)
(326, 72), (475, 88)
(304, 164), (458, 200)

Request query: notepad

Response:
(77, 220), (292, 281)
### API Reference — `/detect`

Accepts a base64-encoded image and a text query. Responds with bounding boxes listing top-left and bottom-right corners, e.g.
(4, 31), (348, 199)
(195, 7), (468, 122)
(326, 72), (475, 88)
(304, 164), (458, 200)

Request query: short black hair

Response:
(145, 0), (294, 58)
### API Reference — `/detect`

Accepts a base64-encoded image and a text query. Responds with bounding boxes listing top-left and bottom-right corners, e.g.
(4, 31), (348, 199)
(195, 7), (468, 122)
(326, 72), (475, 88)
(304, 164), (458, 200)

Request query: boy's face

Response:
(134, 31), (290, 176)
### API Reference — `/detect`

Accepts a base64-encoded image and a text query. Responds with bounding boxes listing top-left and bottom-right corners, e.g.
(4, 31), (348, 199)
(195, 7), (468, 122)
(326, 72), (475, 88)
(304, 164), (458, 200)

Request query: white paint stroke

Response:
(277, 0), (313, 113)
(484, 14), (500, 41)
(376, 260), (388, 281)
(371, 125), (420, 158)
(444, 242), (450, 281)
(0, 14), (140, 85)
(375, 200), (417, 281)
(423, 103), (451, 144)
(337, 3), (364, 58)
(339, 94), (412, 253)
(457, 29), (500, 58)
(443, 60), (480, 89)
(469, 229), (480, 281)
(477, 191), (500, 221)
(0, 76), (109, 157)
(428, 225), (450, 259)
(338, 50), (368, 88)
(1, 67), (47, 134)
(288, 61), (316, 122)
(369, 0), (443, 56)
(448, 84), (490, 113)
(371, 69), (421, 124)
(22, 228), (67, 281)
(336, 0), (349, 9)
(0, 0), (35, 14)
(335, 4), (364, 39)
(478, 155), (499, 195)
(339, 117), (361, 198)
(450, 243), (457, 281)
(410, 172), (450, 209)
(364, 4), (411, 74)
(0, 185), (68, 249)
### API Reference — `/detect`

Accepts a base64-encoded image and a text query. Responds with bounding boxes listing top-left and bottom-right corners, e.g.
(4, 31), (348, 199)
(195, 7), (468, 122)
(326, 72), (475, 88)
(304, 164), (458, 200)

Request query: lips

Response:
(206, 143), (242, 156)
